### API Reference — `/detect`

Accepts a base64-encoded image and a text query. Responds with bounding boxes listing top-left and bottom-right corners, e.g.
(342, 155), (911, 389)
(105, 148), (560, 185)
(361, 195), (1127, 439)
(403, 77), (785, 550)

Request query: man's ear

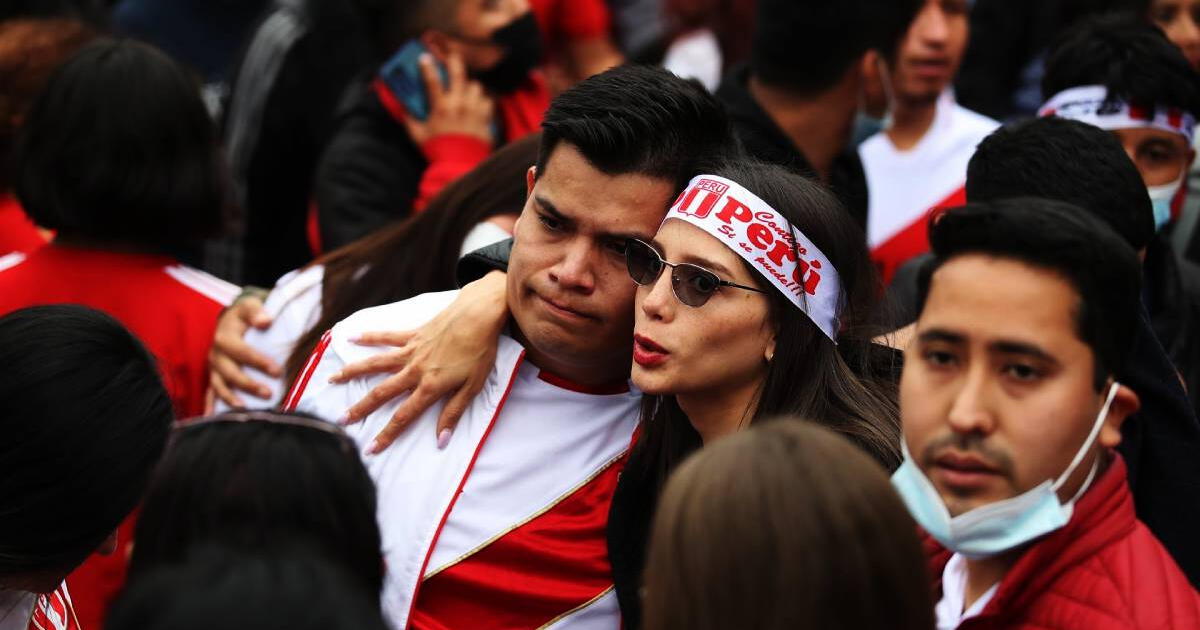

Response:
(1098, 383), (1140, 448)
(526, 166), (537, 195)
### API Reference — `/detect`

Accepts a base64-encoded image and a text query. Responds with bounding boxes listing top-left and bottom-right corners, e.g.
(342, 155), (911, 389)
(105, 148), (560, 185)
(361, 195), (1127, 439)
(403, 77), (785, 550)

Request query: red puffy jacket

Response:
(927, 455), (1200, 629)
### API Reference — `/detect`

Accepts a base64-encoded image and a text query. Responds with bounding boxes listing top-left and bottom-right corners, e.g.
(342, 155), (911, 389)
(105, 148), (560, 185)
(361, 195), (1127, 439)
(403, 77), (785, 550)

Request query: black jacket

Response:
(887, 248), (1200, 586)
(714, 65), (869, 232)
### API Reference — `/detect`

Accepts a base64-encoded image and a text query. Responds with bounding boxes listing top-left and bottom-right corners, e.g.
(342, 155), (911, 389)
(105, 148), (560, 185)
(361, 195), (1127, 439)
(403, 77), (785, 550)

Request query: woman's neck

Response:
(676, 380), (763, 445)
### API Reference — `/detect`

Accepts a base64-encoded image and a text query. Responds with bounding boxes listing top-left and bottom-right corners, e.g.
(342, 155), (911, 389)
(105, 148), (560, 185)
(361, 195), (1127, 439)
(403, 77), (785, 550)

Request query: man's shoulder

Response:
(324, 290), (460, 362)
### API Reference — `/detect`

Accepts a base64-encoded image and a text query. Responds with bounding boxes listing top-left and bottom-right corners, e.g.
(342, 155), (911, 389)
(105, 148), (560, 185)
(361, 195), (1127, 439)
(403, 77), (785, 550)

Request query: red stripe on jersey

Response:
(1129, 103), (1151, 121)
(281, 330), (332, 411)
(403, 353), (527, 628)
(410, 449), (628, 630)
(871, 186), (967, 285)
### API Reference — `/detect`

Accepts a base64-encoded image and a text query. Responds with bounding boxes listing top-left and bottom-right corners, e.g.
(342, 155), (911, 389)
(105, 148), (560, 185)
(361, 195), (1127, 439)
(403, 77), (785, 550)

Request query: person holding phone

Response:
(314, 0), (550, 252)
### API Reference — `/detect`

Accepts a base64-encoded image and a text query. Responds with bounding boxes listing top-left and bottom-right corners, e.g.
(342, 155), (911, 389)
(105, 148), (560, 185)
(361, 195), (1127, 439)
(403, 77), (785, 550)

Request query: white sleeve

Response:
(213, 266), (326, 413)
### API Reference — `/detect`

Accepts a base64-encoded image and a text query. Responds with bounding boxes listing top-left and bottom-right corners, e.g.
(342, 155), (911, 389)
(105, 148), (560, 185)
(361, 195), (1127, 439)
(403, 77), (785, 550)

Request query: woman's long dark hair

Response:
(630, 160), (902, 493)
(128, 411), (384, 595)
(283, 134), (540, 384)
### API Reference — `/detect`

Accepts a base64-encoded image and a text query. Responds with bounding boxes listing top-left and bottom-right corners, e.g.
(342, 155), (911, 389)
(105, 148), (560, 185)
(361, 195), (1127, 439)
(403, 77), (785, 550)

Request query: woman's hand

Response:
(333, 271), (510, 453)
(207, 294), (281, 411)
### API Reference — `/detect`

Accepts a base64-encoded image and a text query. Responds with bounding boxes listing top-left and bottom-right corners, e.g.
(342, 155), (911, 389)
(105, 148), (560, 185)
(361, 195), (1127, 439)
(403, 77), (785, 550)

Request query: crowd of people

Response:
(2, 0), (1200, 629)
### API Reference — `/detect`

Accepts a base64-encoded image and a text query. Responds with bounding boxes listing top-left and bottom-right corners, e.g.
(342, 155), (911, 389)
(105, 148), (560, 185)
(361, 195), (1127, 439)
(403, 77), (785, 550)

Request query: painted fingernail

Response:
(437, 428), (452, 450)
(366, 439), (383, 456)
(337, 413), (352, 426)
(328, 371), (344, 383)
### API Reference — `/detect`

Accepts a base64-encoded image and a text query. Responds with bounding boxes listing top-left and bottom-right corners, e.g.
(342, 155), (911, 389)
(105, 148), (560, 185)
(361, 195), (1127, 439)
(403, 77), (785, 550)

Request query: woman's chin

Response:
(631, 366), (675, 395)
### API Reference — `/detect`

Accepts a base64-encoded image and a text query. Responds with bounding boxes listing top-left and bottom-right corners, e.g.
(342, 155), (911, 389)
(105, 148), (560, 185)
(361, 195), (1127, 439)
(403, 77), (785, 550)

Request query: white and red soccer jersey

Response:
(0, 244), (236, 629)
(287, 291), (640, 630)
(859, 93), (999, 284)
(0, 583), (81, 630)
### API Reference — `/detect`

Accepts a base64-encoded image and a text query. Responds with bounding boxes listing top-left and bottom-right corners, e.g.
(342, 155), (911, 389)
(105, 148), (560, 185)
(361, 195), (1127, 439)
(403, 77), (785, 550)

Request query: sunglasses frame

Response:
(624, 238), (767, 307)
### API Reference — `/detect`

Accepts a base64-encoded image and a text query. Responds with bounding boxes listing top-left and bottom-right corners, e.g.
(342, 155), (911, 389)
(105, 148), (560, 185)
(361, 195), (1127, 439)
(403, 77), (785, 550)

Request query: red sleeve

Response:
(413, 134), (491, 211)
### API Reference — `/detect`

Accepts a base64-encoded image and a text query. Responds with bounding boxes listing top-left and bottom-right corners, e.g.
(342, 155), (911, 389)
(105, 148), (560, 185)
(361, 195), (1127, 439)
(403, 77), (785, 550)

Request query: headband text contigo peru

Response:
(1039, 85), (1196, 143)
(663, 174), (843, 341)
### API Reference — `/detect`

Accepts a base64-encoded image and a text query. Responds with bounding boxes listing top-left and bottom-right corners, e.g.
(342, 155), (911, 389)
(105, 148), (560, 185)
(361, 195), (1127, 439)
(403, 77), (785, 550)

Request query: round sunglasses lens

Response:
(673, 265), (721, 307)
(625, 241), (662, 285)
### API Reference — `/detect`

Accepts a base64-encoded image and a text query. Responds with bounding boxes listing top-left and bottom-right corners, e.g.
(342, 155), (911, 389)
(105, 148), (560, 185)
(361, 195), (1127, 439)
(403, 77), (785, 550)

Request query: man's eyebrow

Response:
(534, 195), (573, 226)
(989, 340), (1058, 364)
(917, 329), (965, 344)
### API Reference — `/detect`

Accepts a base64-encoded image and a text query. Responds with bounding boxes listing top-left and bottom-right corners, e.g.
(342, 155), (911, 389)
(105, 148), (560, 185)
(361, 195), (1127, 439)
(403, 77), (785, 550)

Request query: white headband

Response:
(1039, 84), (1196, 143)
(663, 174), (843, 342)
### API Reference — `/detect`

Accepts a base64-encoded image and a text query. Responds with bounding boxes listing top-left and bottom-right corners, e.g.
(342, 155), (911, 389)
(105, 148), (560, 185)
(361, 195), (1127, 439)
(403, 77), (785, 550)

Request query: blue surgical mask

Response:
(891, 382), (1120, 559)
(1148, 175), (1184, 233)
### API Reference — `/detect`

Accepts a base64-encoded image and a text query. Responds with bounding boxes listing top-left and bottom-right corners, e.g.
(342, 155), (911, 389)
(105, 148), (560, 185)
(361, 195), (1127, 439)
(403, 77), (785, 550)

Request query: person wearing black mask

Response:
(313, 0), (549, 253)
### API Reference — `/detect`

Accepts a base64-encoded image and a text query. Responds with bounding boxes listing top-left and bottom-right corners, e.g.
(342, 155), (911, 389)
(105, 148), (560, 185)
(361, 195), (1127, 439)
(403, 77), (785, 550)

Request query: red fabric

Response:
(0, 245), (230, 630)
(870, 186), (966, 286)
(925, 455), (1200, 629)
(411, 451), (627, 630)
(0, 195), (47, 256)
(373, 74), (548, 212)
(531, 0), (612, 58)
(27, 583), (82, 630)
(281, 329), (332, 411)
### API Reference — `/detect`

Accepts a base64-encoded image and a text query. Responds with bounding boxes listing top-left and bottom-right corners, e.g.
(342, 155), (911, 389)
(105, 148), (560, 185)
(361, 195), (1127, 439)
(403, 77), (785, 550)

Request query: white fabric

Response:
(665, 174), (843, 341)
(859, 93), (999, 249)
(662, 29), (722, 92)
(163, 264), (240, 306)
(935, 553), (999, 629)
(0, 252), (26, 273)
(213, 264), (326, 413)
(0, 590), (34, 630)
(1039, 84), (1197, 143)
(292, 291), (639, 630)
(458, 221), (513, 259)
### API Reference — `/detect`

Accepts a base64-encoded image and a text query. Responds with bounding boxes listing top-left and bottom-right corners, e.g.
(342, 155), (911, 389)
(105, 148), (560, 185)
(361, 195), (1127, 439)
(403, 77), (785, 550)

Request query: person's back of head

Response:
(0, 304), (172, 592)
(129, 411), (384, 595)
(0, 18), (96, 193)
(13, 38), (226, 254)
(642, 418), (934, 630)
(751, 0), (921, 95)
(107, 543), (388, 630)
(965, 117), (1155, 252)
(0, 0), (105, 23)
(535, 64), (735, 191)
(918, 198), (1142, 387)
(1043, 12), (1200, 120)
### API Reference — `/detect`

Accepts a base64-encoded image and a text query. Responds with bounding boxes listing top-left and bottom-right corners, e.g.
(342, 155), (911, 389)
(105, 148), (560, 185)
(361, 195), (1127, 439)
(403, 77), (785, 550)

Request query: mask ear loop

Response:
(1051, 381), (1120, 494)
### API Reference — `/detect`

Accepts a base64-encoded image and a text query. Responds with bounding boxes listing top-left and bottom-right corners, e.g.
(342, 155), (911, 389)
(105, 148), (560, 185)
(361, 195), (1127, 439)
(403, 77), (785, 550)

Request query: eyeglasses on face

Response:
(623, 238), (766, 307)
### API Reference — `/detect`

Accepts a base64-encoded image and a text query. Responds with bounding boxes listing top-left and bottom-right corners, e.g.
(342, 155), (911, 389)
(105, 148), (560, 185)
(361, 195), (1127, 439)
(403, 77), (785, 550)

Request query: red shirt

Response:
(925, 455), (1200, 629)
(0, 195), (46, 256)
(0, 244), (237, 630)
(530, 0), (612, 58)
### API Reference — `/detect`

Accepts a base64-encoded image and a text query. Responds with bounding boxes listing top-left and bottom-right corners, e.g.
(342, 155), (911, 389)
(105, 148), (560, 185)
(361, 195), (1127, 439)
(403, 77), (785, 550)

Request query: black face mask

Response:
(470, 11), (542, 94)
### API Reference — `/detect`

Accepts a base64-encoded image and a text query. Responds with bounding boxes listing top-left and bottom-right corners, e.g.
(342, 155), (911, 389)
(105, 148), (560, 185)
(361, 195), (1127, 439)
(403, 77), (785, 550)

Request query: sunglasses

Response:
(624, 238), (766, 307)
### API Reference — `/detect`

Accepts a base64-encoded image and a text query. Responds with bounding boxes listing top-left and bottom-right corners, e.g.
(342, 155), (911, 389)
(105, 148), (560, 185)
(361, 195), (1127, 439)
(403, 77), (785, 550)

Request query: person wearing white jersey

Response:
(282, 65), (734, 630)
(858, 0), (997, 284)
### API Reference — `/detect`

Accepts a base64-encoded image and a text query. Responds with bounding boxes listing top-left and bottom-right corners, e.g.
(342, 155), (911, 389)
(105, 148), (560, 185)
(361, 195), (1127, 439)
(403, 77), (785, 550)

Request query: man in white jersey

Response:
(284, 65), (734, 630)
(858, 0), (998, 283)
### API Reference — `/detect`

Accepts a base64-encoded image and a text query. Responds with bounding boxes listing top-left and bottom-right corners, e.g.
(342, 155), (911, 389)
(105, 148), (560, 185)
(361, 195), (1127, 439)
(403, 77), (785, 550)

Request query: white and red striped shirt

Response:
(286, 291), (640, 629)
(859, 93), (998, 284)
(0, 583), (81, 630)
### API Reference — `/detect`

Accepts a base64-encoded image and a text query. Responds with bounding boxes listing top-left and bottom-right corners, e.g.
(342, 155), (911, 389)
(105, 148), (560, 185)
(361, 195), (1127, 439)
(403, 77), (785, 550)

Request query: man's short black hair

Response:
(0, 305), (173, 578)
(1043, 12), (1200, 118)
(917, 198), (1142, 389)
(108, 544), (389, 630)
(13, 39), (226, 252)
(535, 64), (735, 191)
(751, 0), (921, 95)
(966, 116), (1155, 251)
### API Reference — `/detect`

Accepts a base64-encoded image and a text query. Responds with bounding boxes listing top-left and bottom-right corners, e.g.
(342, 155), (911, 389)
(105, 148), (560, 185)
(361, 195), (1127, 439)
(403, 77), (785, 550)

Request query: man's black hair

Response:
(917, 198), (1142, 389)
(1044, 12), (1200, 118)
(751, 0), (921, 95)
(0, 0), (106, 23)
(108, 543), (389, 630)
(535, 64), (735, 191)
(0, 305), (173, 578)
(13, 39), (226, 253)
(966, 116), (1155, 251)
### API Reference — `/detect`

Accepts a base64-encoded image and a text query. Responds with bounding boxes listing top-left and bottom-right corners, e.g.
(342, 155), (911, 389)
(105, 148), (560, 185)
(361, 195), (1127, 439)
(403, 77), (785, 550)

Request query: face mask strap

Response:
(1051, 381), (1120, 492)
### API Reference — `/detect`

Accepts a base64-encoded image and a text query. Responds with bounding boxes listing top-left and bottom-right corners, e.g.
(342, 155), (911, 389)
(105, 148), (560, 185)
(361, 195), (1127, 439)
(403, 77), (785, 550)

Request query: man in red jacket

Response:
(892, 198), (1200, 629)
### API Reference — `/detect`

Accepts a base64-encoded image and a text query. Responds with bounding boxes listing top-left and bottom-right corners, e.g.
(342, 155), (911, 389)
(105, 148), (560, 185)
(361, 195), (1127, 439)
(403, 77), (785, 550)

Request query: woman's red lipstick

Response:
(633, 334), (669, 368)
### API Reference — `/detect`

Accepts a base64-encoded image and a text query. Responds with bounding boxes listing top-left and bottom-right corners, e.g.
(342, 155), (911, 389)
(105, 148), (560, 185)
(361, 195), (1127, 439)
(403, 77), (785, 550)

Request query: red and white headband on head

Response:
(663, 174), (843, 342)
(1038, 84), (1196, 143)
